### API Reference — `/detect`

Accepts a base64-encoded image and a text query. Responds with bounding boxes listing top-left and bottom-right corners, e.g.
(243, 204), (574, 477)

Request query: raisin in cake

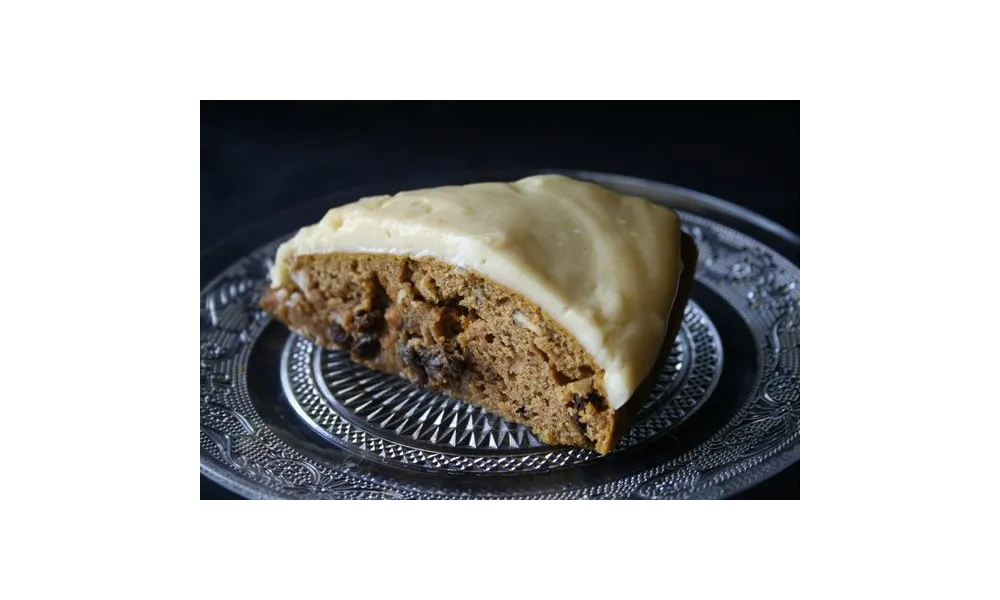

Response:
(261, 174), (697, 454)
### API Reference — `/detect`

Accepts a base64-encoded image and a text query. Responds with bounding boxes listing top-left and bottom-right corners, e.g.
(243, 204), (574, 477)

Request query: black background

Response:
(201, 100), (800, 500)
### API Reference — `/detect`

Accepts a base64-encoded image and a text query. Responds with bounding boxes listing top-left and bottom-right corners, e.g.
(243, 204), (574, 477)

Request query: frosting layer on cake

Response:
(270, 174), (684, 410)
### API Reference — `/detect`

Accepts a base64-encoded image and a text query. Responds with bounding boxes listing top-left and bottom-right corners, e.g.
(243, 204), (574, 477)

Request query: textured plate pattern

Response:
(201, 206), (800, 499)
(281, 301), (721, 473)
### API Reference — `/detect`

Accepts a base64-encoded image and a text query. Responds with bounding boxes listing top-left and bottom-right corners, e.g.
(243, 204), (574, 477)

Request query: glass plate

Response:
(200, 170), (800, 499)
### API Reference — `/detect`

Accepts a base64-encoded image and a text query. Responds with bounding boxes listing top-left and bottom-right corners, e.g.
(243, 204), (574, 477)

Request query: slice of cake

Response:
(261, 174), (697, 454)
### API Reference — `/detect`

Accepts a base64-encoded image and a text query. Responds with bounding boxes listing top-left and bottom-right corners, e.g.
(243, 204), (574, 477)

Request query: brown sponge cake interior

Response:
(261, 234), (696, 454)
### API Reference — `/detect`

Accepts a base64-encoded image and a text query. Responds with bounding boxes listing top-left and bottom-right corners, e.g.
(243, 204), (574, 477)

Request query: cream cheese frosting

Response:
(270, 174), (684, 410)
